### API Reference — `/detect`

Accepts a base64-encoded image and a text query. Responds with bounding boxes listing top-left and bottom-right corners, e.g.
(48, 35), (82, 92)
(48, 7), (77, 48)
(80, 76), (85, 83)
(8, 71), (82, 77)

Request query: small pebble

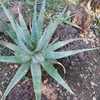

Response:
(4, 73), (8, 76)
(93, 96), (96, 100)
(0, 90), (3, 96)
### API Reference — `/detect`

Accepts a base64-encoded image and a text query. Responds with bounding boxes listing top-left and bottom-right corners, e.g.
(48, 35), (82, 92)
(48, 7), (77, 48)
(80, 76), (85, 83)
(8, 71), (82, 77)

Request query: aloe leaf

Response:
(31, 17), (38, 43)
(5, 29), (17, 43)
(1, 63), (30, 100)
(49, 37), (59, 45)
(0, 40), (19, 51)
(18, 8), (30, 36)
(48, 38), (82, 51)
(0, 19), (17, 42)
(1, 5), (24, 48)
(46, 48), (99, 59)
(31, 16), (39, 43)
(0, 56), (22, 63)
(3, 8), (20, 43)
(31, 58), (42, 100)
(1, 4), (30, 53)
(18, 8), (32, 47)
(38, 0), (46, 36)
(42, 61), (74, 94)
(15, 22), (32, 54)
(37, 6), (67, 51)
(31, 0), (39, 43)
(15, 22), (26, 42)
(1, 4), (18, 36)
(37, 20), (59, 50)
(33, 0), (38, 20)
(15, 50), (31, 64)
(0, 40), (30, 57)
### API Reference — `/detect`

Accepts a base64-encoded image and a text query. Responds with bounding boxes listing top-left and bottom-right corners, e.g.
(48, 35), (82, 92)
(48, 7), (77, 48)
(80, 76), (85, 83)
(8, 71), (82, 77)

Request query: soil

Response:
(0, 1), (100, 100)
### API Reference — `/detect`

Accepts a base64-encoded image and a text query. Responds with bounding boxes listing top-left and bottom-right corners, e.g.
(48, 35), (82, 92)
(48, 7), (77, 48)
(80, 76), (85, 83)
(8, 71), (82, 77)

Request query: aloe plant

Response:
(0, 0), (99, 100)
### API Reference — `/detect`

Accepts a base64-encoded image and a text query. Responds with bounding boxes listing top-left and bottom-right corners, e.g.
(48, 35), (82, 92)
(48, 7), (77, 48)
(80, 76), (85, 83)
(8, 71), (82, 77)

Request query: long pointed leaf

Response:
(31, 58), (42, 100)
(15, 51), (31, 63)
(0, 40), (19, 51)
(46, 48), (99, 59)
(0, 19), (17, 42)
(0, 56), (22, 63)
(1, 4), (17, 35)
(1, 4), (24, 44)
(18, 8), (32, 47)
(0, 41), (30, 58)
(42, 62), (74, 94)
(38, 0), (46, 37)
(0, 41), (32, 63)
(18, 8), (30, 36)
(2, 4), (24, 48)
(1, 4), (29, 52)
(5, 29), (17, 43)
(15, 22), (32, 54)
(48, 38), (82, 51)
(1, 63), (30, 100)
(37, 20), (60, 50)
(37, 7), (67, 51)
(31, 0), (39, 43)
(2, 4), (31, 54)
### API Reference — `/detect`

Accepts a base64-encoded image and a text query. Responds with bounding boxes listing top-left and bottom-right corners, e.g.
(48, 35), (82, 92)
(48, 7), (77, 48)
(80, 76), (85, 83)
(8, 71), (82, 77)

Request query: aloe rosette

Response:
(0, 0), (99, 100)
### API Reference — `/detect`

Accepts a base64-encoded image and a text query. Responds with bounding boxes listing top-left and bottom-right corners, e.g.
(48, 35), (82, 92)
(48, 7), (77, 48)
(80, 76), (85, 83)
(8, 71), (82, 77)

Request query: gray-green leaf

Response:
(1, 63), (30, 100)
(46, 48), (99, 59)
(31, 58), (42, 100)
(42, 61), (74, 94)
(0, 56), (22, 64)
(48, 38), (82, 51)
